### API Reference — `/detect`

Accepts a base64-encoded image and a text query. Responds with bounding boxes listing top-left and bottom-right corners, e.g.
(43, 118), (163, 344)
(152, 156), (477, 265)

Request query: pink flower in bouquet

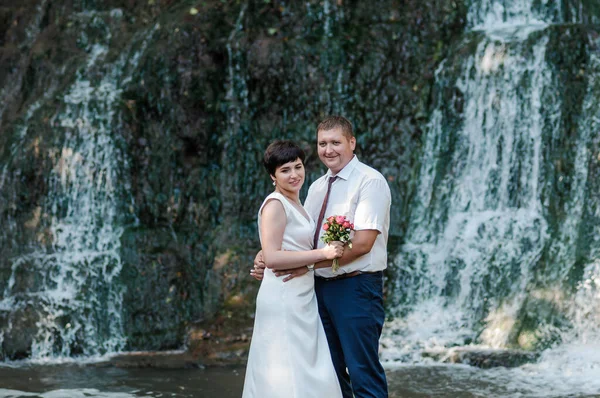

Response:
(321, 215), (354, 272)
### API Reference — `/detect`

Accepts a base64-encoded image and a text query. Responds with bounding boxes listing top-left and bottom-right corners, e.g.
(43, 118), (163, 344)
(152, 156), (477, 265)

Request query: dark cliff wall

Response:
(0, 0), (465, 356)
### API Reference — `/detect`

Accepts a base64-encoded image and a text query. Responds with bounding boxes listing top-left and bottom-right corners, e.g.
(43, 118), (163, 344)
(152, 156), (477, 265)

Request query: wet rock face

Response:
(3, 1), (586, 362)
(0, 305), (39, 360)
(0, 0), (469, 357)
(1, 0), (600, 362)
(422, 347), (540, 369)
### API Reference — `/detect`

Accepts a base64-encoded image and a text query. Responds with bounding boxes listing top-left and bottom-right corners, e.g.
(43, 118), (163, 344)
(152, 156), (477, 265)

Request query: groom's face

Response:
(317, 127), (356, 175)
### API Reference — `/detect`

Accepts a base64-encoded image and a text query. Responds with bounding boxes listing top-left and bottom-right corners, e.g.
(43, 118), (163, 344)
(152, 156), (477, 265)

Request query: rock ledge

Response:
(422, 347), (539, 369)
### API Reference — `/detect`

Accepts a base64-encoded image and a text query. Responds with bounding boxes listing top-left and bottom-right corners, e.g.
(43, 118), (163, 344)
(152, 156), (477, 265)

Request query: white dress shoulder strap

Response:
(258, 192), (290, 218)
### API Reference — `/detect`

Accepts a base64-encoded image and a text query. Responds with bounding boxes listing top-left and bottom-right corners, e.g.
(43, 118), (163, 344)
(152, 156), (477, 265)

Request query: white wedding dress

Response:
(242, 192), (342, 398)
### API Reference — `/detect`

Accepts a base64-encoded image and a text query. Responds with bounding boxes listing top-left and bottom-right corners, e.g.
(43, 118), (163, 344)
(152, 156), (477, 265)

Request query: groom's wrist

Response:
(313, 260), (331, 269)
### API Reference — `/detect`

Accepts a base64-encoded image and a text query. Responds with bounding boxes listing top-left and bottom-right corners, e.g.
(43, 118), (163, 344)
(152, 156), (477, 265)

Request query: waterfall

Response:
(383, 5), (600, 392)
(467, 0), (562, 31)
(384, 3), (556, 358)
(519, 49), (600, 394)
(226, 3), (249, 119)
(0, 12), (157, 360)
(318, 0), (346, 114)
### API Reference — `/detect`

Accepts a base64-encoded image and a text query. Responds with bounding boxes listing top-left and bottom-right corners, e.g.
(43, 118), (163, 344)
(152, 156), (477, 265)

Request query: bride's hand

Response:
(321, 241), (344, 260)
(250, 250), (265, 281)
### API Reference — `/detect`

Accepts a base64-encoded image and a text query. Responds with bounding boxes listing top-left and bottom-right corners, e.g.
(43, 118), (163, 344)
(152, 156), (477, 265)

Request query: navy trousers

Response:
(315, 271), (388, 398)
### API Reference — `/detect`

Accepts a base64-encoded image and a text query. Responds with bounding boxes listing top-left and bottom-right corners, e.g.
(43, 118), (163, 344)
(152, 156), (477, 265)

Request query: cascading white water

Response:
(318, 0), (346, 115)
(467, 0), (562, 31)
(0, 12), (157, 360)
(226, 3), (249, 124)
(511, 49), (600, 395)
(383, 15), (555, 359)
(383, 1), (600, 395)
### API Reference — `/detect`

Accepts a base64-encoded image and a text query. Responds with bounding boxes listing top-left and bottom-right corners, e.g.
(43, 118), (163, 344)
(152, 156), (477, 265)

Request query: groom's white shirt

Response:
(304, 156), (391, 278)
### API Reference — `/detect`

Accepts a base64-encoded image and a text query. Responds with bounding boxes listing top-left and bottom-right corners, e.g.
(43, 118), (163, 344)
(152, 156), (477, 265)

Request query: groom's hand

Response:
(250, 250), (265, 281)
(274, 266), (308, 282)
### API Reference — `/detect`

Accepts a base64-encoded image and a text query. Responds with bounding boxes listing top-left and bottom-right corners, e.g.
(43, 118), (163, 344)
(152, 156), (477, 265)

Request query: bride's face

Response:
(272, 158), (305, 193)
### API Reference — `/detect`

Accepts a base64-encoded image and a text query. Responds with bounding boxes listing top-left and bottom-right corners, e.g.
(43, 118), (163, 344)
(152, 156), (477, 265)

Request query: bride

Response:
(242, 140), (343, 398)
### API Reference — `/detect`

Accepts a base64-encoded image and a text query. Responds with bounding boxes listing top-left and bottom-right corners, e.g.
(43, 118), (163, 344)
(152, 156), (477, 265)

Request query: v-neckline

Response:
(278, 194), (313, 224)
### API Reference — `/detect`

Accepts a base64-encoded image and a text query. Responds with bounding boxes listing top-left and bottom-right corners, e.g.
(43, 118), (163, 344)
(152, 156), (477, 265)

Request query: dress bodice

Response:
(258, 192), (315, 252)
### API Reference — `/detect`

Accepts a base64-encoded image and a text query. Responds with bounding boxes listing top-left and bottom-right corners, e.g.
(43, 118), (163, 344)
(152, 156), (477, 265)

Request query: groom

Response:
(252, 115), (391, 398)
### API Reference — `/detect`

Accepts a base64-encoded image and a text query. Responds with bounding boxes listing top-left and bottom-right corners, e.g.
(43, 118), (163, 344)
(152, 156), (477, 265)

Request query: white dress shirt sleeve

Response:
(353, 178), (391, 233)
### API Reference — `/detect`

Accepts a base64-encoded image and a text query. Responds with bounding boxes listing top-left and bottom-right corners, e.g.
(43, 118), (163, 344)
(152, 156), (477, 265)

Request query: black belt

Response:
(315, 270), (382, 282)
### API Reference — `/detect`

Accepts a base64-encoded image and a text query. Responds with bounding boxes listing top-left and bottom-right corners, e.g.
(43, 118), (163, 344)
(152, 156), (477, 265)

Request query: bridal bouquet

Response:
(321, 215), (354, 272)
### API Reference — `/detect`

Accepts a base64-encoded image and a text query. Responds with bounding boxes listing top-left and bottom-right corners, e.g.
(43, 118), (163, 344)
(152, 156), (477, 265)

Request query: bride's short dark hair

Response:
(263, 140), (306, 176)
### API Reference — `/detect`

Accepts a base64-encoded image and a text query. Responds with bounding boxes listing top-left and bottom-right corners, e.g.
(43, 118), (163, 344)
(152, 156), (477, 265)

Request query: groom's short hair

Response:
(317, 115), (354, 139)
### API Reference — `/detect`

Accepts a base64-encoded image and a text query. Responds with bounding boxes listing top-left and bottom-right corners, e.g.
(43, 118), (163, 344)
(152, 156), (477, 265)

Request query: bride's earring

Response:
(272, 180), (276, 186)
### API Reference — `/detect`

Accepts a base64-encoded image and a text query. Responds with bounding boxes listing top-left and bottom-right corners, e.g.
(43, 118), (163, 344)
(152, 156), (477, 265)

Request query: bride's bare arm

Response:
(260, 199), (343, 270)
